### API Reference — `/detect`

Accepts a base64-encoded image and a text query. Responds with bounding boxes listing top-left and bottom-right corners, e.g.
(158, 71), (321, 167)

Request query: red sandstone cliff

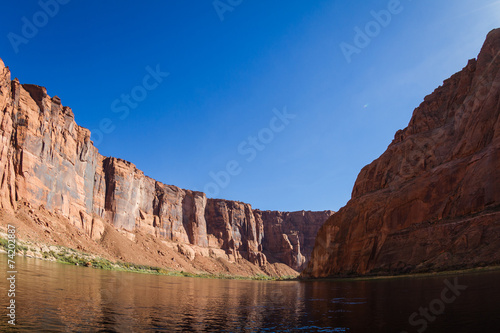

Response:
(302, 29), (500, 278)
(0, 56), (332, 274)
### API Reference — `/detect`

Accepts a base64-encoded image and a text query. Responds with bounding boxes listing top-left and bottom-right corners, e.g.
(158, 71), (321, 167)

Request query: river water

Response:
(1, 254), (499, 332)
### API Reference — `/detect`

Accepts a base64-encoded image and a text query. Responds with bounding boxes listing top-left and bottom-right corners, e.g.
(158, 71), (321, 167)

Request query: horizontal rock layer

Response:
(302, 29), (500, 278)
(0, 57), (333, 272)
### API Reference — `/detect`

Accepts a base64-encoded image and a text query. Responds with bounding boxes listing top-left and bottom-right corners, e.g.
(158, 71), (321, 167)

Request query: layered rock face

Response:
(0, 57), (332, 272)
(303, 29), (500, 278)
(257, 210), (333, 270)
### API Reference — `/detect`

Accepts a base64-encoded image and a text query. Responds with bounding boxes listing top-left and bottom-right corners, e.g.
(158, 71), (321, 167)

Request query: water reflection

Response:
(1, 255), (499, 332)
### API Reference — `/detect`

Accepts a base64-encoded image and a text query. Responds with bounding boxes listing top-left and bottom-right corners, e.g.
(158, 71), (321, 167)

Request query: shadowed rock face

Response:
(0, 58), (333, 271)
(256, 210), (334, 271)
(302, 29), (500, 278)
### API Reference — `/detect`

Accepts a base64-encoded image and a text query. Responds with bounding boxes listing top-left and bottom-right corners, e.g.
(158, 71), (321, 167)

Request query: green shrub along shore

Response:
(0, 236), (296, 281)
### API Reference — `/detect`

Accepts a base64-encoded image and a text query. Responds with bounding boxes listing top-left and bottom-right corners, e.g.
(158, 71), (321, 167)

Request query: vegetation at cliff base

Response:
(0, 236), (296, 281)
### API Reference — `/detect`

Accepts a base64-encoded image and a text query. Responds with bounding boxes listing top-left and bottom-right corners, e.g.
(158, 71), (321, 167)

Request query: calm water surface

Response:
(1, 254), (499, 332)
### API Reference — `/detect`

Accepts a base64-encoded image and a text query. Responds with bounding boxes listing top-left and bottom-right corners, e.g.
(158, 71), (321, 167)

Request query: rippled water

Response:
(1, 255), (499, 332)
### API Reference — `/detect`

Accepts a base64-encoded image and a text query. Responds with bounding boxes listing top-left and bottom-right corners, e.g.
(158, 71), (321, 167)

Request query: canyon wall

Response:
(303, 29), (500, 278)
(0, 57), (332, 272)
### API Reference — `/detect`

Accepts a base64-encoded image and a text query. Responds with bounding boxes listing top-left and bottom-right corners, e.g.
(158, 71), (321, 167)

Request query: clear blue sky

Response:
(0, 1), (498, 212)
